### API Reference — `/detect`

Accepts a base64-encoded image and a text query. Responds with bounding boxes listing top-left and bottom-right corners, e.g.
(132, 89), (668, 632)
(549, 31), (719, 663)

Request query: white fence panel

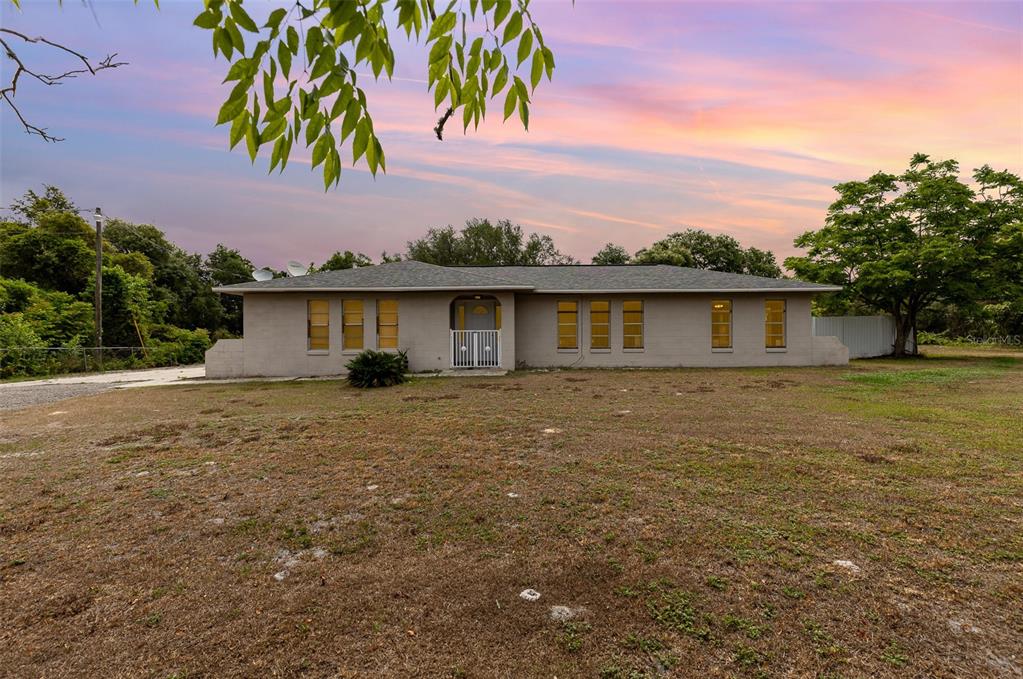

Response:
(812, 316), (913, 359)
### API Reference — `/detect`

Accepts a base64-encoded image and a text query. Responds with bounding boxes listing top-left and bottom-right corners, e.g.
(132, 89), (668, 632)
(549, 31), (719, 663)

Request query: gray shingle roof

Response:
(214, 260), (531, 293)
(457, 265), (840, 292)
(214, 260), (840, 294)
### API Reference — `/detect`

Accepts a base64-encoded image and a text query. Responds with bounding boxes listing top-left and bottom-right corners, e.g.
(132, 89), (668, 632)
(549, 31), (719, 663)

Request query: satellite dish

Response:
(287, 260), (309, 277)
(251, 268), (273, 282)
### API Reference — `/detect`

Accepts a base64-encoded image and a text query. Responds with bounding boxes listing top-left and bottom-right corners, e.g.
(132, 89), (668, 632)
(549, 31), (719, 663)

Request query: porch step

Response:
(433, 368), (508, 377)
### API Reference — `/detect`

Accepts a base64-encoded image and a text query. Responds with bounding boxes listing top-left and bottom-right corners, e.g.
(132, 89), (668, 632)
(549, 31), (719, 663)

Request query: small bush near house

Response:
(346, 349), (408, 388)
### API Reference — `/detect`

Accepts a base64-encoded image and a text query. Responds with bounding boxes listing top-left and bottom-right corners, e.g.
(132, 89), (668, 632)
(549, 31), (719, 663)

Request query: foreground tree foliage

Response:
(194, 0), (556, 188)
(407, 218), (575, 265)
(786, 154), (1023, 356)
(4, 0), (557, 190)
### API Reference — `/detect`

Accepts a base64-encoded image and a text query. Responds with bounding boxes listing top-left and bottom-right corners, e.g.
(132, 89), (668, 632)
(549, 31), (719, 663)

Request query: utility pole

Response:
(94, 207), (104, 371)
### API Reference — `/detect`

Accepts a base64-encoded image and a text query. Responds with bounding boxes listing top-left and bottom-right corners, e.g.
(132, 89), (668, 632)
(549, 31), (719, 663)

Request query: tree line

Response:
(2, 152), (1019, 374)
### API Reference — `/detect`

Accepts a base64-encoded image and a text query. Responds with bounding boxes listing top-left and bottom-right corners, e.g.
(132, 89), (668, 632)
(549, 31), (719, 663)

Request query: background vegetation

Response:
(3, 156), (1020, 377)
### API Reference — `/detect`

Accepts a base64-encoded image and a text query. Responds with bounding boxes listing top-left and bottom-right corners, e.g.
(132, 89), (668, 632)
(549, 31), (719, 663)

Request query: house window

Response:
(590, 300), (610, 349)
(342, 299), (363, 350)
(377, 299), (399, 349)
(307, 299), (329, 351)
(711, 300), (732, 349)
(623, 300), (644, 349)
(557, 301), (578, 349)
(765, 299), (786, 348)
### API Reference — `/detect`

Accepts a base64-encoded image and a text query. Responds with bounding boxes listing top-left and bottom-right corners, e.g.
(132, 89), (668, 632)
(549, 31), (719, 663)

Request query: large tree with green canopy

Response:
(785, 154), (1023, 357)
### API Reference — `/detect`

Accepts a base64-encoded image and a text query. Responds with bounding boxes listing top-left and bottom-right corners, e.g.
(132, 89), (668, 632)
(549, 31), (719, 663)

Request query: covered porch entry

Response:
(450, 295), (502, 368)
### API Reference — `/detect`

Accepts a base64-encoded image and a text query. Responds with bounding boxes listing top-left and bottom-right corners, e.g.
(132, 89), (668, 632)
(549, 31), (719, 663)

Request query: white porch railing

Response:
(450, 329), (501, 368)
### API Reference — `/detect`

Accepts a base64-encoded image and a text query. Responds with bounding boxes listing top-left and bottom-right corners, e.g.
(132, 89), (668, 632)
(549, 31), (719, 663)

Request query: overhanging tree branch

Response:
(1, 28), (127, 142)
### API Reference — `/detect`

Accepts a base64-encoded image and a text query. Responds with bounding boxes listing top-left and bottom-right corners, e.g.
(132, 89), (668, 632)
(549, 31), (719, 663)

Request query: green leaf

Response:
(216, 95), (247, 125)
(428, 35), (452, 65)
(286, 25), (299, 53)
(491, 65), (508, 98)
(501, 12), (522, 45)
(264, 7), (287, 30)
(518, 99), (529, 130)
(230, 2), (258, 32)
(193, 9), (221, 29)
(311, 131), (331, 169)
(229, 111), (249, 149)
(542, 47), (555, 79)
(493, 0), (511, 27)
(340, 100), (360, 141)
(269, 133), (285, 172)
(428, 10), (457, 42)
(246, 122), (258, 161)
(262, 70), (275, 107)
(310, 43), (335, 80)
(260, 117), (287, 144)
(330, 83), (353, 119)
(366, 132), (379, 175)
(275, 45), (292, 78)
(503, 87), (518, 121)
(223, 58), (253, 83)
(226, 18), (246, 55)
(281, 130), (294, 171)
(352, 119), (370, 164)
(434, 78), (450, 109)
(513, 75), (529, 102)
(323, 147), (339, 189)
(305, 112), (325, 145)
(530, 48), (543, 90)
(374, 138), (386, 172)
(516, 30), (533, 67)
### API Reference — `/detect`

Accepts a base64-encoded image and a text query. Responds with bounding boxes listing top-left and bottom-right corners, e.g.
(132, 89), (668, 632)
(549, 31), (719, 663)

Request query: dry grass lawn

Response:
(1, 350), (1021, 678)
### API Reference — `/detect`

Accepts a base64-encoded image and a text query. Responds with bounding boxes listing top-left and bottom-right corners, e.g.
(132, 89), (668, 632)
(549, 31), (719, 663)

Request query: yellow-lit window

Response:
(377, 299), (399, 349)
(711, 300), (732, 349)
(623, 300), (644, 349)
(342, 299), (363, 350)
(557, 301), (578, 349)
(307, 299), (329, 351)
(765, 299), (786, 348)
(590, 300), (609, 349)
(495, 304), (502, 330)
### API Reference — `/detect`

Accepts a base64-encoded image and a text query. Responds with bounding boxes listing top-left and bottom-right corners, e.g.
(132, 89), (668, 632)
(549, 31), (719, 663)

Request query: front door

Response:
(460, 300), (496, 331)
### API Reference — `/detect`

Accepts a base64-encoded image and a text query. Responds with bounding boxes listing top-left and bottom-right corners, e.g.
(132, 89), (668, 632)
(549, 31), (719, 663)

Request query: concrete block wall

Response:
(513, 292), (845, 368)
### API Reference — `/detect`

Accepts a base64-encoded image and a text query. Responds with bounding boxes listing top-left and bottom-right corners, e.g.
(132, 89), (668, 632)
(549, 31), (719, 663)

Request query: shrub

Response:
(145, 325), (211, 366)
(0, 314), (47, 378)
(346, 349), (408, 388)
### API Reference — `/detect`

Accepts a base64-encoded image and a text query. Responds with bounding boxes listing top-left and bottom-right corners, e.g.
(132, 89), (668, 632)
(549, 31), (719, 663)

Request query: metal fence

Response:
(0, 346), (153, 378)
(812, 316), (914, 359)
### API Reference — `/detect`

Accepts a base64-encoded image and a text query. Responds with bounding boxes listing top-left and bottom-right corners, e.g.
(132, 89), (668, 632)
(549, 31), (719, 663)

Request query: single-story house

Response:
(206, 260), (848, 377)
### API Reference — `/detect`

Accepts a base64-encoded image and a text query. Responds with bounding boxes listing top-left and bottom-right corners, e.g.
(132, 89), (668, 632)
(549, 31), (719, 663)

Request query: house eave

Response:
(529, 286), (843, 294)
(212, 284), (536, 295)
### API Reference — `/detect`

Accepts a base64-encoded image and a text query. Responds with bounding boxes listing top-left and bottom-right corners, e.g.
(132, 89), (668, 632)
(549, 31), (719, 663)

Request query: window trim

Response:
(764, 298), (787, 351)
(307, 298), (330, 354)
(556, 299), (579, 352)
(589, 299), (610, 352)
(622, 299), (644, 352)
(376, 299), (399, 351)
(711, 299), (733, 351)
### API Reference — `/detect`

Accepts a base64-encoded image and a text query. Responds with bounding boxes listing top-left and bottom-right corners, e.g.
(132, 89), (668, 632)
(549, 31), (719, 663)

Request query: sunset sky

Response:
(1, 1), (1020, 269)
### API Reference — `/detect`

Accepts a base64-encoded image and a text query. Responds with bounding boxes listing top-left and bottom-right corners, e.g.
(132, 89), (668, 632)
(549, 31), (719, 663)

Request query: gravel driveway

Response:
(0, 366), (205, 412)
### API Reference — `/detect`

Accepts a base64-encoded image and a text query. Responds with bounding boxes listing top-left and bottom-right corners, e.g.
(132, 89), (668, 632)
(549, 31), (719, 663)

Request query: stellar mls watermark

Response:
(962, 335), (1022, 345)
